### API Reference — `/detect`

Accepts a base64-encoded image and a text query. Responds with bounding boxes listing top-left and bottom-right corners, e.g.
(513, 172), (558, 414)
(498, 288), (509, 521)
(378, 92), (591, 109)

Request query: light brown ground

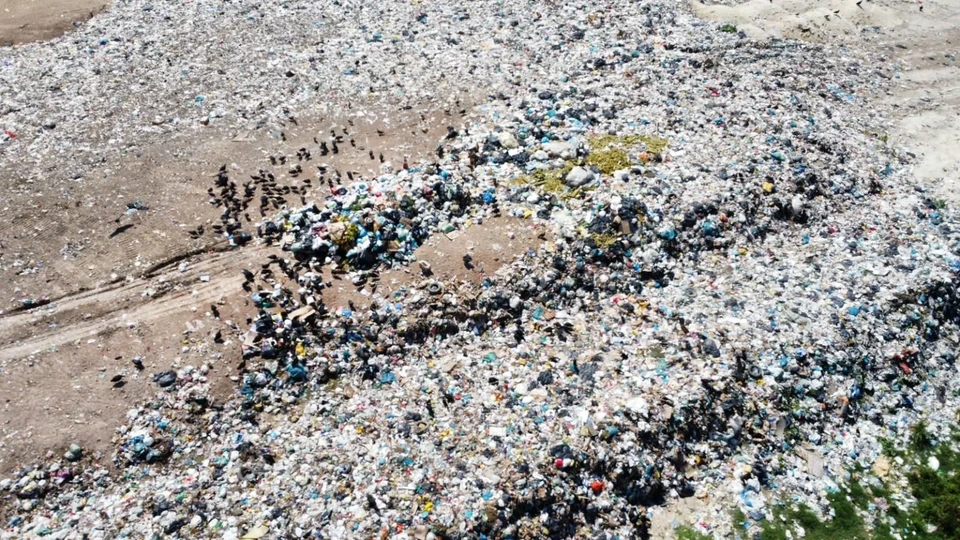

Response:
(0, 0), (107, 45)
(0, 102), (546, 472)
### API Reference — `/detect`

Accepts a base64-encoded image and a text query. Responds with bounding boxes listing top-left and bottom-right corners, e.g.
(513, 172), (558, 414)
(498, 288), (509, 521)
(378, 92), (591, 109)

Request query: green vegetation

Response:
(590, 134), (670, 155)
(732, 507), (747, 528)
(586, 146), (630, 174)
(758, 424), (960, 540)
(907, 429), (960, 538)
(760, 491), (866, 540)
(330, 221), (360, 250)
(675, 525), (711, 540)
(879, 437), (902, 458)
(589, 232), (620, 248)
(513, 161), (590, 200)
(910, 419), (934, 452)
(719, 24), (738, 33)
(585, 134), (669, 173)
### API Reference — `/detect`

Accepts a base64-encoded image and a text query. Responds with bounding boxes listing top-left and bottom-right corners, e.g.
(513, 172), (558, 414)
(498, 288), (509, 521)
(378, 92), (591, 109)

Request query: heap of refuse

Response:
(3, 0), (960, 538)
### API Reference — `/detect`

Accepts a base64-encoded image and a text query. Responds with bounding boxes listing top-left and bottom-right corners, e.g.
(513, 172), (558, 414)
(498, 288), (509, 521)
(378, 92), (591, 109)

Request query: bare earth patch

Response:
(0, 0), (108, 45)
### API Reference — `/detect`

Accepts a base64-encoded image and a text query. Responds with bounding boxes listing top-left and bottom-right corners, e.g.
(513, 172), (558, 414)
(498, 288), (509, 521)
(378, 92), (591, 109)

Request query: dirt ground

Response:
(0, 97), (547, 472)
(0, 0), (107, 45)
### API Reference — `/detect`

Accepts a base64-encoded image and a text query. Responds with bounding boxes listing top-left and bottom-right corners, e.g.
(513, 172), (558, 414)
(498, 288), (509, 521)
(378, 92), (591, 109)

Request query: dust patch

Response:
(689, 0), (948, 43)
(0, 0), (107, 45)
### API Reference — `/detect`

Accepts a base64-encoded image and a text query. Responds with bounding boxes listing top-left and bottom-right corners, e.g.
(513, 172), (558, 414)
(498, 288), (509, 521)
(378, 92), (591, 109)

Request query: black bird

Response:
(211, 304), (220, 318)
(376, 129), (385, 137)
(320, 141), (329, 156)
(369, 150), (375, 160)
(242, 269), (255, 282)
(349, 138), (356, 147)
(109, 223), (135, 238)
(132, 357), (144, 370)
(379, 152), (384, 163)
(332, 141), (339, 154)
(111, 374), (124, 383)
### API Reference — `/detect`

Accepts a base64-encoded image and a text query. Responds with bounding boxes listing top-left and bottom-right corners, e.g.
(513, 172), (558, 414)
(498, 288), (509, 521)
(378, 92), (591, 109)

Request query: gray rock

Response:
(498, 131), (519, 149)
(564, 166), (596, 187)
(543, 140), (576, 158)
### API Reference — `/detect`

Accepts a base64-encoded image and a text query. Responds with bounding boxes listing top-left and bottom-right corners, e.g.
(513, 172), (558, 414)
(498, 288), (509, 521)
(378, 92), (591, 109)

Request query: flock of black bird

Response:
(188, 123), (402, 245)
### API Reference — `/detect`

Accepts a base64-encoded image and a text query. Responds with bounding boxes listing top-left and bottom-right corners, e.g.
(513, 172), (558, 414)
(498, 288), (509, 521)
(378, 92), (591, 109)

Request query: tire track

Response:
(0, 245), (265, 362)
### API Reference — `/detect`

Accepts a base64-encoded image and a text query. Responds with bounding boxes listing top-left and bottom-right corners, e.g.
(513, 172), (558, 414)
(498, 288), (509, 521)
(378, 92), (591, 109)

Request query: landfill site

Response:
(1, 0), (959, 538)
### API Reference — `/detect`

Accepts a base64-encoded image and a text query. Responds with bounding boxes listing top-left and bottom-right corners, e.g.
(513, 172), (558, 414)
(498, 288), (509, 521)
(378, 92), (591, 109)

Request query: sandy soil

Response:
(0, 0), (107, 45)
(0, 211), (545, 472)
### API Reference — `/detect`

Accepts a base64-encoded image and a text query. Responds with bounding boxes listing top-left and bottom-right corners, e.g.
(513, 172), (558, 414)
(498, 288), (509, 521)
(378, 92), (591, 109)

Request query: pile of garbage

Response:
(3, 0), (960, 538)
